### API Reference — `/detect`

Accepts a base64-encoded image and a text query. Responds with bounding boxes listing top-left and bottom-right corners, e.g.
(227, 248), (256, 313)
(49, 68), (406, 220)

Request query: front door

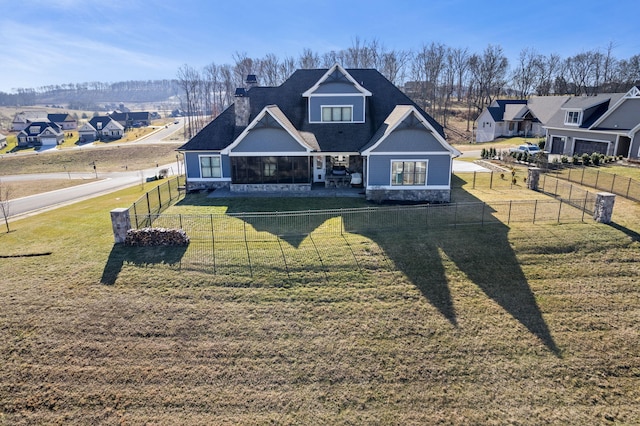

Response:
(314, 155), (326, 183)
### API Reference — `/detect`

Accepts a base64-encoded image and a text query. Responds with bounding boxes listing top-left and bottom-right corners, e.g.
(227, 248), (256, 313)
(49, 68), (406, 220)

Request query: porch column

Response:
(527, 168), (542, 191)
(593, 192), (615, 224)
(110, 208), (131, 244)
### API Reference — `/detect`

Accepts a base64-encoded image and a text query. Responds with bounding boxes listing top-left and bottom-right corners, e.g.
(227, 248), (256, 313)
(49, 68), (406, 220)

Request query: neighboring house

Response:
(0, 133), (6, 148)
(88, 116), (125, 140)
(178, 64), (460, 203)
(475, 96), (570, 143)
(17, 121), (64, 147)
(109, 111), (151, 128)
(48, 113), (77, 130)
(544, 86), (640, 159)
(11, 111), (78, 131)
(78, 122), (98, 142)
(11, 110), (48, 131)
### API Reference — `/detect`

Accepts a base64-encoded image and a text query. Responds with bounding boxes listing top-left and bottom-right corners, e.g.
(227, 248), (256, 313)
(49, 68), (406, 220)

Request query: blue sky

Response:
(1, 0), (638, 92)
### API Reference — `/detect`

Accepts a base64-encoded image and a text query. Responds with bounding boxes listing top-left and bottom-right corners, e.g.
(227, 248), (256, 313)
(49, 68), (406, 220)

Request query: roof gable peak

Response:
(302, 63), (372, 97)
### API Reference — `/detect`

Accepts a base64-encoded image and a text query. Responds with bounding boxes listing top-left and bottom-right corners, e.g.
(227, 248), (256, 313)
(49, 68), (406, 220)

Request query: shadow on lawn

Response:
(100, 245), (188, 285)
(132, 183), (560, 355)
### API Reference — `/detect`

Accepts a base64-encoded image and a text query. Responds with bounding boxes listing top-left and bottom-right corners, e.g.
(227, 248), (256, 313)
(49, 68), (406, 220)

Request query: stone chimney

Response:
(234, 87), (249, 127)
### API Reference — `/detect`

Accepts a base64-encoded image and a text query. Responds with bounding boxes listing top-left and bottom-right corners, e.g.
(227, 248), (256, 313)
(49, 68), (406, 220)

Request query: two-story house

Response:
(178, 64), (460, 203)
(544, 86), (640, 158)
(16, 121), (64, 147)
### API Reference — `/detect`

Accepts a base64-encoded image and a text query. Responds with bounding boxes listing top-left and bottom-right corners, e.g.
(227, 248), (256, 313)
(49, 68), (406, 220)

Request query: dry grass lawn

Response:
(0, 179), (638, 424)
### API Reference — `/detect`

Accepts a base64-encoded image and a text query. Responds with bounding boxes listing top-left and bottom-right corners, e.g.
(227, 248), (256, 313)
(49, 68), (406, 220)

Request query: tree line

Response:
(176, 39), (640, 138)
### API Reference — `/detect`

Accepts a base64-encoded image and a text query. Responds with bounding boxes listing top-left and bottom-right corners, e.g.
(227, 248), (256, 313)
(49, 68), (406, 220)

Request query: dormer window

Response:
(322, 106), (353, 122)
(565, 110), (582, 125)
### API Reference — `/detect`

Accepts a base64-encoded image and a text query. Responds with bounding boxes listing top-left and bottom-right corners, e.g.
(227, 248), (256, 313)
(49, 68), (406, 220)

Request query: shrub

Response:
(591, 152), (601, 166)
(582, 153), (591, 166)
(572, 155), (580, 165)
(561, 156), (569, 164)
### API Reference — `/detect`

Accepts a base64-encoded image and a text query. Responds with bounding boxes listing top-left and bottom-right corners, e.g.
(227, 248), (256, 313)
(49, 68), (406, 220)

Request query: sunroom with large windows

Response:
(231, 156), (312, 184)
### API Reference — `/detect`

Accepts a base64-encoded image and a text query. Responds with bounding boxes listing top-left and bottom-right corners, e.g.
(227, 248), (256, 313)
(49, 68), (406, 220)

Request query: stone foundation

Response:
(230, 183), (312, 192)
(185, 181), (230, 192)
(366, 188), (451, 203)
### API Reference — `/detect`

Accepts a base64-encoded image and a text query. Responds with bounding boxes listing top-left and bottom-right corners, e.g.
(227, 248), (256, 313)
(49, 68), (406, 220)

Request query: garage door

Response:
(574, 140), (608, 155)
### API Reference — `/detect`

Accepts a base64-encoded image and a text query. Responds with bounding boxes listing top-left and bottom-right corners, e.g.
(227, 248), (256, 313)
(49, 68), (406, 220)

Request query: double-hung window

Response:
(391, 161), (427, 186)
(200, 155), (221, 178)
(565, 111), (581, 125)
(321, 106), (352, 122)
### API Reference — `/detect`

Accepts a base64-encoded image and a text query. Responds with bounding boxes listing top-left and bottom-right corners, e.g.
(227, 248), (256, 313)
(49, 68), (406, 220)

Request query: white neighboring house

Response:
(475, 97), (570, 143)
(16, 121), (64, 147)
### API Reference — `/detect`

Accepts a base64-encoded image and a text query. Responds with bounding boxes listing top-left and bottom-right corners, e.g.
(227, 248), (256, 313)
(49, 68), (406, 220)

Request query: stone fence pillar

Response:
(110, 208), (131, 244)
(593, 192), (615, 224)
(527, 168), (542, 191)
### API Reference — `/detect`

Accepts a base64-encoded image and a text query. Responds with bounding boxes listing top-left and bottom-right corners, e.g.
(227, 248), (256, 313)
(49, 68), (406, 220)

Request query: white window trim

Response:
(307, 96), (367, 124)
(564, 110), (582, 126)
(320, 105), (354, 123)
(389, 159), (429, 187)
(198, 154), (223, 179)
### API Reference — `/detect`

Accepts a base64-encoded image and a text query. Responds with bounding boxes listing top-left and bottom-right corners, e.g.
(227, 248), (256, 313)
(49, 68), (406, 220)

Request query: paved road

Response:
(5, 164), (179, 220)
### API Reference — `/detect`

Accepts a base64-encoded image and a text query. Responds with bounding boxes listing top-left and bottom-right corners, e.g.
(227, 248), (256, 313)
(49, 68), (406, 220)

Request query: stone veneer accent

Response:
(593, 192), (615, 223)
(110, 208), (131, 244)
(366, 188), (451, 203)
(231, 183), (311, 192)
(185, 181), (230, 192)
(527, 167), (542, 190)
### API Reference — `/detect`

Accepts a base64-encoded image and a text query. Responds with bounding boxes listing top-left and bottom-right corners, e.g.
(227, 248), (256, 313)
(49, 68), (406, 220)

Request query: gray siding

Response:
(185, 151), (230, 179)
(597, 99), (640, 130)
(367, 154), (451, 186)
(232, 128), (306, 153)
(547, 129), (617, 156)
(630, 130), (640, 159)
(371, 129), (447, 153)
(309, 96), (365, 122)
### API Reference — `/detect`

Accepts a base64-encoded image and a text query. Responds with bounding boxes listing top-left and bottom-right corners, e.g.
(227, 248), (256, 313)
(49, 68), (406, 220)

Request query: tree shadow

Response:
(100, 244), (188, 285)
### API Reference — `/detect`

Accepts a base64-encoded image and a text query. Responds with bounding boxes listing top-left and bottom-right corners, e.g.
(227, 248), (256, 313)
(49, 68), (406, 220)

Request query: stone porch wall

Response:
(366, 188), (451, 203)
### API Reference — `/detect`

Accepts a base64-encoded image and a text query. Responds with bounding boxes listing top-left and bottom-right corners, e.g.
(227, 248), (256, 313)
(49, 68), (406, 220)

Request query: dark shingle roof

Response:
(179, 68), (445, 153)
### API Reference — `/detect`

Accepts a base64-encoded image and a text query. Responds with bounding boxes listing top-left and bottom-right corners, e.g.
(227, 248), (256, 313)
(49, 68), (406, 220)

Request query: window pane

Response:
(322, 107), (332, 122)
(342, 107), (352, 121)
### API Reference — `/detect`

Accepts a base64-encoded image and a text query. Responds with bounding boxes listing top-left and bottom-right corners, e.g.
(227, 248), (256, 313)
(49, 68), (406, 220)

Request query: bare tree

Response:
(511, 47), (543, 98)
(176, 64), (201, 139)
(0, 179), (11, 233)
(468, 44), (508, 114)
(380, 49), (412, 85)
(536, 53), (562, 95)
(450, 47), (470, 102)
(298, 48), (321, 69)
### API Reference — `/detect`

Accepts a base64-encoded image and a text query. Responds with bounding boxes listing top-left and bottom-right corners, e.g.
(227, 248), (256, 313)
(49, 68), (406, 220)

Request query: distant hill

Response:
(0, 80), (180, 108)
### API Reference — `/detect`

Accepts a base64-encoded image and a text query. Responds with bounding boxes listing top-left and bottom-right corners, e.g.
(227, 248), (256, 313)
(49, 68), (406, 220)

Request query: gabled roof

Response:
(590, 86), (640, 129)
(302, 63), (372, 97)
(222, 105), (319, 154)
(361, 105), (460, 156)
(484, 100), (528, 122)
(545, 92), (626, 130)
(109, 111), (150, 121)
(48, 113), (75, 122)
(19, 121), (62, 137)
(179, 68), (446, 153)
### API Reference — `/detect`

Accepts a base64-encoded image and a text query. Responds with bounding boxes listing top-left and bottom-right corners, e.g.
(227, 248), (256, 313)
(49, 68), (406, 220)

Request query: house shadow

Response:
(100, 244), (188, 285)
(172, 184), (560, 355)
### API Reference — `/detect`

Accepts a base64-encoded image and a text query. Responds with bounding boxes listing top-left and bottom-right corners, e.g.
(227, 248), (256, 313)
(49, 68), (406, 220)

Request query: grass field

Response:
(0, 177), (638, 424)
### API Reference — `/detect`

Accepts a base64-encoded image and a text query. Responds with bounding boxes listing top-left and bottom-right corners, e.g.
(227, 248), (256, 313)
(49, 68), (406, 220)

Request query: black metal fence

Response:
(134, 198), (589, 239)
(538, 174), (598, 216)
(129, 176), (184, 228)
(543, 166), (640, 202)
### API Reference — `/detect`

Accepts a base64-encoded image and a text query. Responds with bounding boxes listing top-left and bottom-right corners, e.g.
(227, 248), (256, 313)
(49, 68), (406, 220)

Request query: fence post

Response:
(481, 202), (485, 225)
(210, 214), (216, 274)
(533, 200), (538, 223)
(133, 203), (139, 228)
(507, 200), (512, 224)
(473, 171), (476, 189)
(557, 199), (563, 223)
(489, 171), (493, 189)
(157, 186), (162, 209)
(146, 193), (151, 217)
(595, 170), (600, 189)
(611, 174), (616, 193)
(581, 167), (585, 185)
(626, 177), (631, 198)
